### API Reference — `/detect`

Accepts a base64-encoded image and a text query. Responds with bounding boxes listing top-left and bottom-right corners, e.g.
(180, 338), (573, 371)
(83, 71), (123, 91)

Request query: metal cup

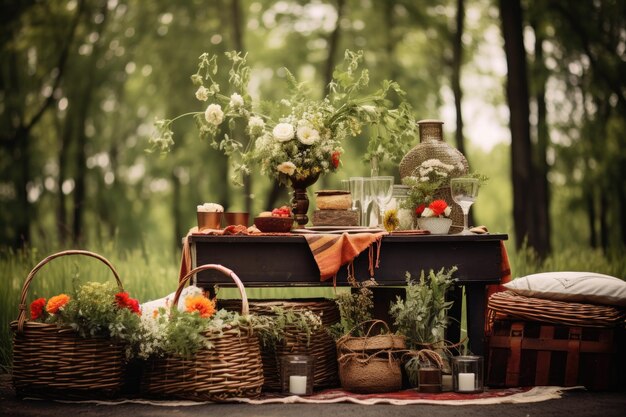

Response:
(224, 212), (249, 227)
(197, 211), (223, 230)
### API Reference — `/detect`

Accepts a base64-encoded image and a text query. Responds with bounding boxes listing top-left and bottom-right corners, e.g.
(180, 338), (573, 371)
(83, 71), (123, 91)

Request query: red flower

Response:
(30, 298), (46, 321)
(415, 204), (425, 216)
(115, 292), (141, 314)
(429, 199), (449, 217)
(331, 151), (341, 169)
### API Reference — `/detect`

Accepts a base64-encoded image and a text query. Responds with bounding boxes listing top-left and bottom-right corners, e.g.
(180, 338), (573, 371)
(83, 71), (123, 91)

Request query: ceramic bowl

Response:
(416, 217), (452, 235)
(254, 216), (294, 233)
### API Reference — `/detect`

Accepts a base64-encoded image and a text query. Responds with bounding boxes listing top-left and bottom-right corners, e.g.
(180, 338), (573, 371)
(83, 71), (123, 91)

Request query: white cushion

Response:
(503, 272), (626, 307)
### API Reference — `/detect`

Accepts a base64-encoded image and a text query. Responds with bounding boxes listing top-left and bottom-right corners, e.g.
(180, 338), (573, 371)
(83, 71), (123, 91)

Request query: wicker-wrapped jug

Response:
(399, 120), (469, 233)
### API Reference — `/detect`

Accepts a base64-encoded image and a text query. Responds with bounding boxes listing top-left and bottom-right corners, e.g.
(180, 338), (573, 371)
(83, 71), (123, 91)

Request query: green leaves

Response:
(389, 267), (457, 348)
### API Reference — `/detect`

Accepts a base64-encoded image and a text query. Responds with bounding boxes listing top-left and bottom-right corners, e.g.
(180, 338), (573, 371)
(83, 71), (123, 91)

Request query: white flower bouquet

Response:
(150, 50), (416, 186)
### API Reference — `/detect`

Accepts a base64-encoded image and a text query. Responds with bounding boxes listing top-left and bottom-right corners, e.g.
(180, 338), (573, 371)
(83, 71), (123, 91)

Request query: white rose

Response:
(277, 161), (296, 176)
(229, 93), (244, 108)
(273, 123), (295, 142)
(444, 206), (451, 217)
(195, 86), (209, 101)
(204, 104), (224, 126)
(422, 207), (434, 217)
(296, 125), (320, 145)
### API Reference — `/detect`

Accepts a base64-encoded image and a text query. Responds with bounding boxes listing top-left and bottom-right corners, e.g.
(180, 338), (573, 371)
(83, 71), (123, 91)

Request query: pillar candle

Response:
(289, 375), (307, 395)
(458, 372), (475, 391)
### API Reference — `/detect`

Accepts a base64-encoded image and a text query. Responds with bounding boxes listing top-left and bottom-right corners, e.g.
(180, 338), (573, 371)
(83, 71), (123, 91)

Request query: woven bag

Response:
(140, 264), (264, 402)
(336, 320), (405, 393)
(11, 250), (126, 400)
(219, 298), (340, 391)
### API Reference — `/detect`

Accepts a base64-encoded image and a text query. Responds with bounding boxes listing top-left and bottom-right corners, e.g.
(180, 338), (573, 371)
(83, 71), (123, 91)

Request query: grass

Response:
(1, 241), (624, 371)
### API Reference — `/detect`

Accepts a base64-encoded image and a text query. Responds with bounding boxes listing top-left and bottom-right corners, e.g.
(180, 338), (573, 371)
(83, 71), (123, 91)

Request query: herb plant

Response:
(389, 267), (457, 349)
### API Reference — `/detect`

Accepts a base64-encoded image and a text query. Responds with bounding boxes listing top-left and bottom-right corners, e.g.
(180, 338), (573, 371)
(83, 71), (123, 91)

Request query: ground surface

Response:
(1, 374), (624, 417)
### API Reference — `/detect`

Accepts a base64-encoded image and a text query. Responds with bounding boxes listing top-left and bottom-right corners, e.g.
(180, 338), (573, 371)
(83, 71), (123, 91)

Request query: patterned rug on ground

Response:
(39, 386), (580, 406)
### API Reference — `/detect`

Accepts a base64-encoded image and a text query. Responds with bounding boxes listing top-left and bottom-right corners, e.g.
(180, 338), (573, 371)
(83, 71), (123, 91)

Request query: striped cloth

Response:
(304, 232), (387, 282)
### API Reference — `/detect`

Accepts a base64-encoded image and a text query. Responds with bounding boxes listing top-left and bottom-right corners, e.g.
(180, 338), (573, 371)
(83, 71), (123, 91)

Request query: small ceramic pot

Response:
(417, 217), (452, 234)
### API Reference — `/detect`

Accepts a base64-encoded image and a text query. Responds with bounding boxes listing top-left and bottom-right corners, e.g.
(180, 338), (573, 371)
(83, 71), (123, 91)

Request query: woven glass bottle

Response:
(399, 120), (469, 233)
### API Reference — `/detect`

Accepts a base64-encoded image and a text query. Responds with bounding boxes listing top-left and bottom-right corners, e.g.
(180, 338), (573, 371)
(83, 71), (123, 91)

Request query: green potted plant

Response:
(389, 267), (458, 388)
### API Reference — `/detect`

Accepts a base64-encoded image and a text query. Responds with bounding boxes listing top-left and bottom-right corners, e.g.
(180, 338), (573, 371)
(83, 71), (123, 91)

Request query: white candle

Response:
(458, 372), (475, 392)
(442, 374), (453, 391)
(289, 375), (307, 395)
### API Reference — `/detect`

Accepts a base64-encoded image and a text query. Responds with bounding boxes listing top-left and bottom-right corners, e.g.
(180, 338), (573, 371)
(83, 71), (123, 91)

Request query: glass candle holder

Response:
(418, 365), (442, 393)
(452, 355), (484, 393)
(281, 354), (315, 396)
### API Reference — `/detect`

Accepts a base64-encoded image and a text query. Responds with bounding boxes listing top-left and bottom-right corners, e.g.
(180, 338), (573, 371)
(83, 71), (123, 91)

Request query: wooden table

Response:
(189, 233), (509, 356)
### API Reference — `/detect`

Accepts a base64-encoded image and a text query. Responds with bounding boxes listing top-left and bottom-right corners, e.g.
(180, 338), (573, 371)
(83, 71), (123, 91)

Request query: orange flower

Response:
(185, 295), (216, 318)
(30, 298), (46, 320)
(46, 294), (70, 314)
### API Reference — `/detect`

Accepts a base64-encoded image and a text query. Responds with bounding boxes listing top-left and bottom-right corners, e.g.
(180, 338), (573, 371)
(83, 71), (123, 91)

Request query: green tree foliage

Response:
(0, 0), (622, 269)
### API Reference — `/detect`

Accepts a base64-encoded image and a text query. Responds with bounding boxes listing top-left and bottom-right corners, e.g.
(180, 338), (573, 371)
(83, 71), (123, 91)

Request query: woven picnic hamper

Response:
(11, 250), (126, 400)
(219, 298), (340, 391)
(140, 264), (264, 401)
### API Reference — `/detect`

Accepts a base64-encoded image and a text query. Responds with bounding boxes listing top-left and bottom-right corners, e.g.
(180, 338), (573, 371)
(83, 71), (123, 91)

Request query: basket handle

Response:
(16, 249), (123, 333)
(174, 264), (248, 315)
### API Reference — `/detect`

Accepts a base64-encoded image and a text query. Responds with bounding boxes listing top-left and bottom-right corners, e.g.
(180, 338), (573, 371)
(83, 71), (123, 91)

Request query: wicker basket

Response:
(488, 291), (626, 328)
(140, 264), (264, 402)
(336, 320), (405, 393)
(11, 250), (126, 400)
(219, 299), (340, 391)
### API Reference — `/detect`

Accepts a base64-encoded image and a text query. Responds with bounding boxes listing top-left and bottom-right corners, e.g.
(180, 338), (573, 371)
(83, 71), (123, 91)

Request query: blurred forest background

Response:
(1, 0), (624, 273)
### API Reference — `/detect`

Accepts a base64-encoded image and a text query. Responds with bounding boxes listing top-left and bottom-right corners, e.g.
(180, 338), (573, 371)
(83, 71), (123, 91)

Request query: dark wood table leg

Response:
(464, 283), (487, 356)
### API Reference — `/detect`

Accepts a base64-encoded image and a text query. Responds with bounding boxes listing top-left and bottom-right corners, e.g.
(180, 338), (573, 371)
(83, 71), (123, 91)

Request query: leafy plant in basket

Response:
(389, 267), (458, 386)
(149, 50), (416, 186)
(328, 286), (374, 340)
(254, 306), (322, 351)
(30, 281), (143, 352)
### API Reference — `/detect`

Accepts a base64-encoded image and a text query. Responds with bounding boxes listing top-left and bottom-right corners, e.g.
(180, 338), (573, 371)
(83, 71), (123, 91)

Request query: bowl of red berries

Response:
(254, 206), (294, 233)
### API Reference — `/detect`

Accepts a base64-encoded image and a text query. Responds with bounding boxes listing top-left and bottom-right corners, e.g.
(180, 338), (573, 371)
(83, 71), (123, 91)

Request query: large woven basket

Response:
(488, 290), (626, 328)
(219, 298), (340, 391)
(11, 250), (126, 400)
(140, 264), (264, 402)
(336, 320), (405, 393)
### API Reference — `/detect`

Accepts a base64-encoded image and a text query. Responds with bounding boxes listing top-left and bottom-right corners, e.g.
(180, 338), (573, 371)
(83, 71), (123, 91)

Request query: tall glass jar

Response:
(388, 185), (413, 230)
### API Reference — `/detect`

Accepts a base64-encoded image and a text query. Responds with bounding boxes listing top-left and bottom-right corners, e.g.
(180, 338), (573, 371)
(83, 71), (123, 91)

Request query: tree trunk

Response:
(4, 0), (84, 247)
(452, 0), (466, 157)
(499, 0), (535, 250)
(323, 0), (346, 96)
(530, 18), (551, 259)
(72, 1), (108, 245)
(452, 0), (473, 227)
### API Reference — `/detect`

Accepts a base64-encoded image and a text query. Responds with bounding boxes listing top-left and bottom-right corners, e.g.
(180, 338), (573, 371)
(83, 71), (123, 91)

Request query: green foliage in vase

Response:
(402, 159), (488, 213)
(389, 267), (457, 349)
(150, 50), (416, 186)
